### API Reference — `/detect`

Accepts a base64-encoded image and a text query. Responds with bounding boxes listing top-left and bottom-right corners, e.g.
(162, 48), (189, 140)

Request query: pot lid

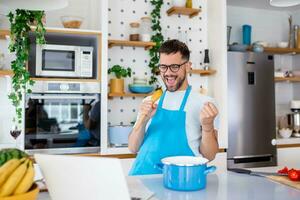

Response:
(161, 156), (209, 166)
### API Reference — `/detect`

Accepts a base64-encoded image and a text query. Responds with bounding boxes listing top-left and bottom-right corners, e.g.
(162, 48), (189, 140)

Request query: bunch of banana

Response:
(0, 157), (35, 197)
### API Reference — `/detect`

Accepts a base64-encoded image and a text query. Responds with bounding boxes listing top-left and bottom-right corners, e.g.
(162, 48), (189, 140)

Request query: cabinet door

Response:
(277, 147), (300, 167)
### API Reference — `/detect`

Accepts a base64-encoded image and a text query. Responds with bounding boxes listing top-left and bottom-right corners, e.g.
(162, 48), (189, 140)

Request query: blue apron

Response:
(129, 85), (195, 175)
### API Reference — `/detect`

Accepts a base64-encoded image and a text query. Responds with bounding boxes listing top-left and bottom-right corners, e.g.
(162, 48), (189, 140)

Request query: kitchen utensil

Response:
(61, 16), (83, 28)
(108, 125), (133, 147)
(252, 44), (264, 52)
(229, 44), (248, 52)
(279, 128), (293, 138)
(229, 168), (288, 177)
(227, 26), (232, 48)
(128, 84), (154, 94)
(159, 156), (216, 191)
(288, 16), (293, 48)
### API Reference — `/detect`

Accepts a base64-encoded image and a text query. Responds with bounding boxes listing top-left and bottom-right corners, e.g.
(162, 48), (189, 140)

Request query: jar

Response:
(186, 0), (192, 8)
(129, 22), (140, 41)
(297, 29), (300, 49)
(140, 17), (152, 42)
(0, 52), (4, 70)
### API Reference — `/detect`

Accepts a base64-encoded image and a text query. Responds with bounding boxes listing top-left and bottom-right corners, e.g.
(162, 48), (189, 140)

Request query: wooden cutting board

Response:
(267, 175), (300, 190)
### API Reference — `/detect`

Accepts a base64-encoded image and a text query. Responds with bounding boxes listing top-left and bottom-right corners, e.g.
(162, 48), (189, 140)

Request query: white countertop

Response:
(37, 166), (300, 200)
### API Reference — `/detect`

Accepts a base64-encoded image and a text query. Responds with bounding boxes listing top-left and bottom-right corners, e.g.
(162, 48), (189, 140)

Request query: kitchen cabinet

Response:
(277, 147), (300, 167)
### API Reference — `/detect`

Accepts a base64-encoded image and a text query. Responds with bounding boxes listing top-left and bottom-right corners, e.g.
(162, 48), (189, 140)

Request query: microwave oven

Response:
(35, 44), (93, 78)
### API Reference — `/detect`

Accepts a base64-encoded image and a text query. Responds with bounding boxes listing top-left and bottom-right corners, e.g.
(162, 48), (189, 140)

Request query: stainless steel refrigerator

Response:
(227, 52), (277, 169)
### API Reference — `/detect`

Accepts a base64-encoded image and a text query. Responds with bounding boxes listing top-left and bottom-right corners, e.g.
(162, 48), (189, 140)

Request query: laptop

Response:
(34, 154), (154, 200)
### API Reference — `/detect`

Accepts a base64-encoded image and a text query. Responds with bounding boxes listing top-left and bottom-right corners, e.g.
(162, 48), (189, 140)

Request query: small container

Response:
(294, 25), (298, 48)
(129, 22), (140, 41)
(61, 16), (83, 29)
(203, 49), (210, 70)
(186, 0), (193, 8)
(297, 29), (300, 49)
(140, 17), (152, 42)
(242, 24), (252, 45)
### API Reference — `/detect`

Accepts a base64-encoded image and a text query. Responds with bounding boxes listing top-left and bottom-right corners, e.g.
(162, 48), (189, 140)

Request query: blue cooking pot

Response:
(160, 156), (216, 191)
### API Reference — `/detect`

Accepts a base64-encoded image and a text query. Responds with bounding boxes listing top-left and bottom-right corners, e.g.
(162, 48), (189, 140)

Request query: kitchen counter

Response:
(37, 168), (300, 200)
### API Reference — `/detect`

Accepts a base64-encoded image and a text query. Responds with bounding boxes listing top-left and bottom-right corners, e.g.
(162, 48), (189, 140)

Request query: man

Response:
(128, 39), (219, 175)
(83, 101), (100, 146)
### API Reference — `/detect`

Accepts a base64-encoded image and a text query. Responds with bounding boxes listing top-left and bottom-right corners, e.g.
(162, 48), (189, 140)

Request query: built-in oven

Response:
(35, 44), (93, 78)
(24, 81), (101, 154)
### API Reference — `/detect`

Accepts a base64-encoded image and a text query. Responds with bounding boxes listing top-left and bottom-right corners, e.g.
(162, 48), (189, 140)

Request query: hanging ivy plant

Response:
(7, 9), (46, 127)
(149, 0), (164, 85)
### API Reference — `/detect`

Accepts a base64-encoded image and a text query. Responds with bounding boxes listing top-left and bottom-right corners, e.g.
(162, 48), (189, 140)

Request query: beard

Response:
(163, 70), (186, 92)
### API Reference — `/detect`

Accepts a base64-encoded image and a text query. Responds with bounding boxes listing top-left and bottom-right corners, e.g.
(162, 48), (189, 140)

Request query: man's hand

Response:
(139, 100), (158, 122)
(200, 102), (218, 131)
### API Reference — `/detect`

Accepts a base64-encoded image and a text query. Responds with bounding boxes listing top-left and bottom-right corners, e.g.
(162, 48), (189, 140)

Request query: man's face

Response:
(159, 52), (190, 92)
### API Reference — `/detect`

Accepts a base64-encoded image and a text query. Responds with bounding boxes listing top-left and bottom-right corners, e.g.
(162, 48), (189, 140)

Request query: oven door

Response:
(36, 44), (80, 78)
(25, 94), (100, 154)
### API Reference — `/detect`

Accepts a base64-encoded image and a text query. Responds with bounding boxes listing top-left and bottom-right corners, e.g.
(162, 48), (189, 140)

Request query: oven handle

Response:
(29, 94), (99, 100)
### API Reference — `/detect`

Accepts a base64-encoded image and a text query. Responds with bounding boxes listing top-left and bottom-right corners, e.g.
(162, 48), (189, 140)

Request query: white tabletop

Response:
(37, 168), (300, 200)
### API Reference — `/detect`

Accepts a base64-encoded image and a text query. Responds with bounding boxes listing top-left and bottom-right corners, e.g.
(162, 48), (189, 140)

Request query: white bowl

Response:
(279, 128), (293, 138)
(277, 42), (288, 48)
(61, 16), (83, 28)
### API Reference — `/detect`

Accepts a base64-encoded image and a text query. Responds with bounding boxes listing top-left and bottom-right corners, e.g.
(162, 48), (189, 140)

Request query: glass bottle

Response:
(140, 17), (152, 42)
(129, 22), (140, 41)
(186, 0), (192, 8)
(203, 49), (209, 70)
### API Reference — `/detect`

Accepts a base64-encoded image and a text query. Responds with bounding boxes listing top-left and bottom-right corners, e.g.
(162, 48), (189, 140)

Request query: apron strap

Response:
(179, 85), (192, 111)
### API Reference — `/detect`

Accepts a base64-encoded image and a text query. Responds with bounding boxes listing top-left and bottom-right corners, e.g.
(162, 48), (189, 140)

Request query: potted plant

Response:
(108, 65), (132, 94)
(7, 10), (45, 133)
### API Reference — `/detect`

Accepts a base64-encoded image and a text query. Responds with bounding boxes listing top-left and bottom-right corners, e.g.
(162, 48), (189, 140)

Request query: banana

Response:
(0, 158), (23, 187)
(13, 160), (35, 195)
(0, 159), (29, 197)
(151, 88), (163, 102)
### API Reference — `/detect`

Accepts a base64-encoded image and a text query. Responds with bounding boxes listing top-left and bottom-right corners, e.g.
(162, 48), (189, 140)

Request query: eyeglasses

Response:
(158, 60), (188, 73)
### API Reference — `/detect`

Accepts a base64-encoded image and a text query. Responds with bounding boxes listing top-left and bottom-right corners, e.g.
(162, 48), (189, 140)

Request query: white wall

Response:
(227, 6), (289, 45)
(208, 0), (227, 148)
(0, 0), (101, 30)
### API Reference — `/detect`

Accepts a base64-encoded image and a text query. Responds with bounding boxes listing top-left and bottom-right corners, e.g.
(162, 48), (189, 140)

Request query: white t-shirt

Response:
(134, 88), (220, 156)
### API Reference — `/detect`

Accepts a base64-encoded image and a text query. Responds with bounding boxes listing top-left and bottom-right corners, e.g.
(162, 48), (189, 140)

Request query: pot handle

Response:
(204, 166), (216, 175)
(155, 163), (164, 172)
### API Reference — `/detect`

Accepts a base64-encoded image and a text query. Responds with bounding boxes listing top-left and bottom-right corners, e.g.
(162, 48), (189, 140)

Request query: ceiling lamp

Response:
(0, 0), (68, 11)
(270, 0), (300, 7)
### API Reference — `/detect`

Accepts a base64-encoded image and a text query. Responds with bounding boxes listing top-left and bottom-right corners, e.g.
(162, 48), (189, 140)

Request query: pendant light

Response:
(270, 0), (300, 7)
(0, 0), (68, 11)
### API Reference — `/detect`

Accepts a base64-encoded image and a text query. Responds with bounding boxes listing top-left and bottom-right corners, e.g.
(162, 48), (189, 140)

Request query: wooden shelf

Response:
(275, 77), (300, 82)
(108, 92), (152, 98)
(0, 70), (13, 76)
(188, 69), (216, 76)
(248, 47), (300, 54)
(166, 6), (201, 18)
(108, 40), (156, 50)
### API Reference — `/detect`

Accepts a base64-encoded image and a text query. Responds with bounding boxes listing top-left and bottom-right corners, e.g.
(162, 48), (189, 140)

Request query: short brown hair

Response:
(158, 39), (190, 61)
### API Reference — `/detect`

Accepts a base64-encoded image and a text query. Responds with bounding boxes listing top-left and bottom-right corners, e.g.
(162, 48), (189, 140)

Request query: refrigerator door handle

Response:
(229, 154), (273, 164)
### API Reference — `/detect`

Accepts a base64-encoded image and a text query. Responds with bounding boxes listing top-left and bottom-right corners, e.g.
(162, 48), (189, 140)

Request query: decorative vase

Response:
(110, 78), (125, 94)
